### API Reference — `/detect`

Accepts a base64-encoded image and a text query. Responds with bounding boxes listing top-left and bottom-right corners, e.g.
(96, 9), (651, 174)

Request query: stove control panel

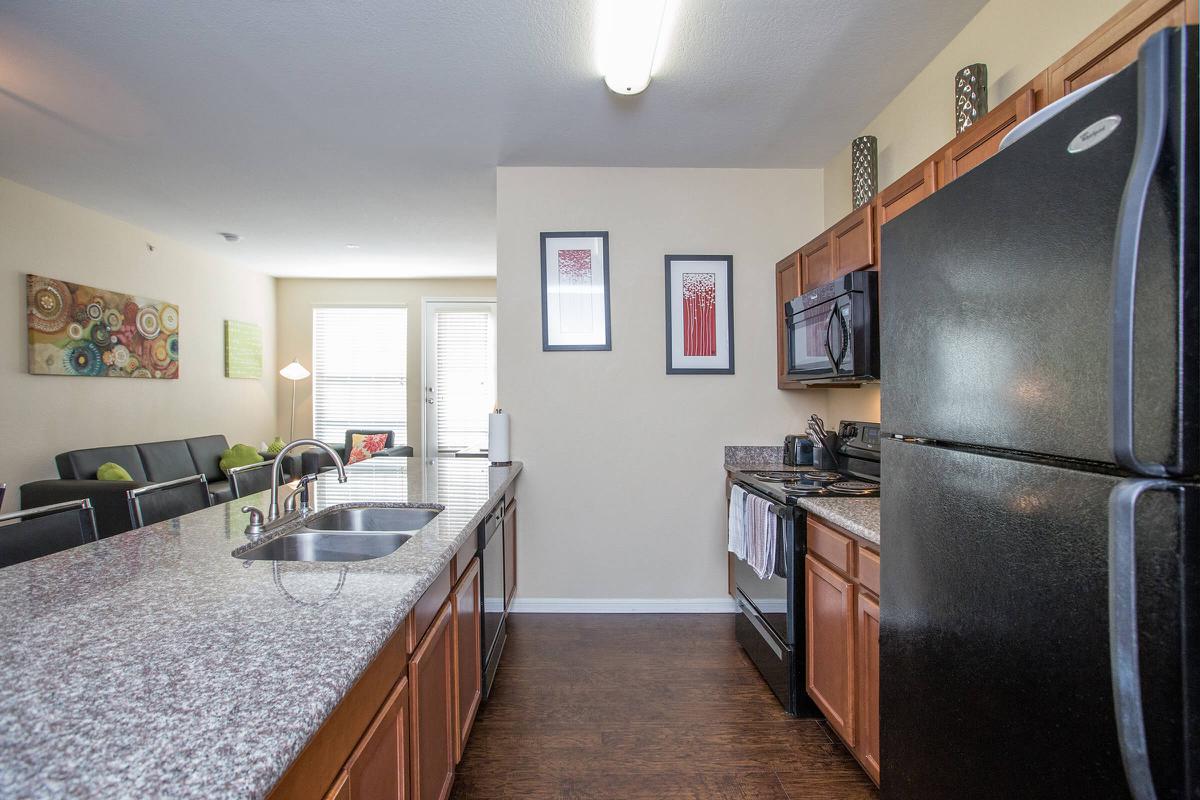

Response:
(838, 420), (881, 454)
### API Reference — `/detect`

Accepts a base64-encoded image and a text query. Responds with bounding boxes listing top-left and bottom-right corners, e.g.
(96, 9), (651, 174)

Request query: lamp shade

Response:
(279, 360), (310, 381)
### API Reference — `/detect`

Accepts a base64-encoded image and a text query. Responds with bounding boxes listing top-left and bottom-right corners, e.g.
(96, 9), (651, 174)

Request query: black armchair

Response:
(299, 430), (413, 475)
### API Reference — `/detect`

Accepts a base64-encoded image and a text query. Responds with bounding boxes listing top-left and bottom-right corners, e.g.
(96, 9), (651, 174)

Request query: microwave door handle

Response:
(833, 304), (850, 367)
(1111, 29), (1170, 477)
(824, 307), (839, 369)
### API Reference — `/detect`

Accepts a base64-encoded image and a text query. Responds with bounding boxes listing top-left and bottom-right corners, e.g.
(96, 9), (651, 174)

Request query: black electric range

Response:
(731, 421), (881, 504)
(728, 420), (880, 716)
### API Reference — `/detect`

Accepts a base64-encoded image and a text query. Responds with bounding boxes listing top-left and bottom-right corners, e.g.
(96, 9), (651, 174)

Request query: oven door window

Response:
(788, 299), (836, 376)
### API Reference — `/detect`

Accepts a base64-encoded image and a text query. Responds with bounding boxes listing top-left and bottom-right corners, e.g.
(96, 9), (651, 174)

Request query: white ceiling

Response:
(0, 1), (986, 278)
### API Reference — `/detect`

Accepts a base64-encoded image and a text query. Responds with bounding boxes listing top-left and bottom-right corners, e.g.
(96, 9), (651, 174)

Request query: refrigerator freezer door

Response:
(881, 53), (1193, 468)
(880, 438), (1189, 799)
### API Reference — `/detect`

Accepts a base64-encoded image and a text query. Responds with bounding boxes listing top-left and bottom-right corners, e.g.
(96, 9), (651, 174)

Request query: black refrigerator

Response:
(879, 28), (1197, 800)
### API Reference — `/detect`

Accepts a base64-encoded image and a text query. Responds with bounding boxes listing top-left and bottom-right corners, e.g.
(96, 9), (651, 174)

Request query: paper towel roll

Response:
(488, 411), (511, 464)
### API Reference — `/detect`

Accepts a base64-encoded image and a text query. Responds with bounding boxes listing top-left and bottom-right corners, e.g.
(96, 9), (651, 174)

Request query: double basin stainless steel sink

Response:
(237, 505), (441, 562)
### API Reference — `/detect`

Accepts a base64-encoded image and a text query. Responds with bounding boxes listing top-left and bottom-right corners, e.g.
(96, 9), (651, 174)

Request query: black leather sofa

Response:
(299, 429), (413, 475)
(20, 435), (296, 538)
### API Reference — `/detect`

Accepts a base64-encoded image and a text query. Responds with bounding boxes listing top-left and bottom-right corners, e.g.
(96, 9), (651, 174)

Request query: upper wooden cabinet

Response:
(775, 251), (802, 389)
(1048, 0), (1197, 102)
(875, 158), (938, 237)
(830, 204), (876, 280)
(942, 86), (1036, 184)
(801, 234), (833, 291)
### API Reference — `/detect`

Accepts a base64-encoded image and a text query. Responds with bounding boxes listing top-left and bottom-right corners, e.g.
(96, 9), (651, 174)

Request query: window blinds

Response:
(312, 307), (407, 447)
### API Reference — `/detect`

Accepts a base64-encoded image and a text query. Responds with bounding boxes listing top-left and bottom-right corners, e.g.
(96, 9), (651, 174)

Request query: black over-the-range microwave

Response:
(784, 271), (880, 383)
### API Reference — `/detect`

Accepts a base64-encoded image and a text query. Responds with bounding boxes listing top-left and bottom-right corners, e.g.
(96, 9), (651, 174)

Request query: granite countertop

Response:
(0, 456), (521, 799)
(724, 446), (880, 546)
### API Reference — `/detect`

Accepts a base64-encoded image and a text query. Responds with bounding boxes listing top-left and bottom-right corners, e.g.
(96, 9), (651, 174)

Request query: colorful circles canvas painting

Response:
(26, 274), (180, 379)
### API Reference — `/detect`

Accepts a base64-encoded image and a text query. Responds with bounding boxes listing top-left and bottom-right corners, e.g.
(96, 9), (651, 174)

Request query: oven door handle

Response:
(737, 595), (783, 659)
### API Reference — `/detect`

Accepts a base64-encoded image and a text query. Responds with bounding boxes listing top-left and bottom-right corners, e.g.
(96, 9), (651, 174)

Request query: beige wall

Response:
(497, 167), (833, 603)
(820, 0), (1126, 424)
(0, 177), (276, 508)
(274, 278), (497, 457)
(822, 0), (1127, 225)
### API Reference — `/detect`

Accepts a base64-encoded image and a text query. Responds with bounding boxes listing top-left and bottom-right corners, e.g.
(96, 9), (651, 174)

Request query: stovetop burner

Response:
(802, 471), (843, 482)
(751, 469), (843, 483)
(829, 480), (879, 496)
(751, 471), (809, 481)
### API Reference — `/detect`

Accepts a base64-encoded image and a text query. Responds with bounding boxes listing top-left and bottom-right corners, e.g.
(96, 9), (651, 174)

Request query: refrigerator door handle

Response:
(1111, 29), (1171, 477)
(1109, 476), (1181, 800)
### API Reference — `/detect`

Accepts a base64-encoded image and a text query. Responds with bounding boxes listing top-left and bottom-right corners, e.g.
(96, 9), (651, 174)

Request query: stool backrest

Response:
(0, 499), (98, 568)
(127, 474), (211, 528)
(228, 460), (276, 500)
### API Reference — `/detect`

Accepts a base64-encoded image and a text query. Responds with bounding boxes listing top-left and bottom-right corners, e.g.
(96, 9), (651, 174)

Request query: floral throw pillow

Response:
(347, 433), (389, 465)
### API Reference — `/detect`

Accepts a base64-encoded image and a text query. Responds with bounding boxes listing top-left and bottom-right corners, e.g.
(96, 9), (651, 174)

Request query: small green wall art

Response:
(224, 320), (263, 379)
(26, 274), (180, 379)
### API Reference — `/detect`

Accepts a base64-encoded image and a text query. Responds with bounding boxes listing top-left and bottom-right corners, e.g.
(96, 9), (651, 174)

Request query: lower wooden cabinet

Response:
(855, 592), (881, 784)
(351, 676), (410, 800)
(805, 554), (856, 745)
(410, 602), (456, 800)
(805, 517), (881, 786)
(453, 557), (482, 762)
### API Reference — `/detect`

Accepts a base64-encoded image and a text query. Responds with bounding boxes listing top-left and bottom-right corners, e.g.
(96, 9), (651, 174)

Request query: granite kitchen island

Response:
(0, 456), (521, 799)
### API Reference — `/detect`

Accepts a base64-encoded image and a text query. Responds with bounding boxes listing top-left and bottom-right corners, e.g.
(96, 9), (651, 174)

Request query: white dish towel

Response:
(728, 485), (747, 560)
(744, 492), (777, 581)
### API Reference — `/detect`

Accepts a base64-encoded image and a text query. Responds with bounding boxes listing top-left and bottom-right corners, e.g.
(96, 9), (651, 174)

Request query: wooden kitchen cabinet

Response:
(830, 204), (876, 280)
(348, 676), (409, 800)
(323, 772), (350, 800)
(805, 553), (856, 746)
(805, 515), (881, 787)
(452, 557), (482, 762)
(855, 592), (881, 785)
(874, 157), (939, 257)
(942, 86), (1036, 184)
(775, 251), (802, 389)
(800, 234), (833, 292)
(1048, 0), (1196, 102)
(410, 602), (456, 800)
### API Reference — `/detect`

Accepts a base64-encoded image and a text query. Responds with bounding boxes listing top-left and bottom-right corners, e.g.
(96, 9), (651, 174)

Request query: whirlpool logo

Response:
(1067, 115), (1122, 153)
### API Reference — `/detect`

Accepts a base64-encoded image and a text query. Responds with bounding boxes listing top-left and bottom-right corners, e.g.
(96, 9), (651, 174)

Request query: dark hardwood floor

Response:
(452, 614), (879, 800)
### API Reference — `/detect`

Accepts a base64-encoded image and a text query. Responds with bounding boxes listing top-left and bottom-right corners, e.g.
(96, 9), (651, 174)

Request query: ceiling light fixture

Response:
(219, 232), (242, 243)
(598, 0), (675, 95)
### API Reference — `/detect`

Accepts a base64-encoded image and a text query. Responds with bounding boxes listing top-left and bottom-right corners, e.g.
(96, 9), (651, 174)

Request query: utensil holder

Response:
(814, 433), (840, 469)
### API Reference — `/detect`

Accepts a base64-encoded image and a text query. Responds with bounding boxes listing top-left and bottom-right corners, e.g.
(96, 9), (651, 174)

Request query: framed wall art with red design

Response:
(540, 231), (611, 351)
(26, 273), (180, 379)
(664, 255), (733, 375)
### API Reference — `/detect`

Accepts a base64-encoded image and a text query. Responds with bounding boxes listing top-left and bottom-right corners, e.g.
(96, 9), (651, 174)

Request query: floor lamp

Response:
(279, 359), (311, 441)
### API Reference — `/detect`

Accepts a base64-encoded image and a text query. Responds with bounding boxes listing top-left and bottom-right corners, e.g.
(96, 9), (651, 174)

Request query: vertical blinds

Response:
(434, 308), (495, 453)
(312, 307), (407, 447)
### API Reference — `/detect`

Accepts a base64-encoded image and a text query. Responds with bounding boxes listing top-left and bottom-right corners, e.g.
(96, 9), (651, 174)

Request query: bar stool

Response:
(126, 474), (212, 528)
(228, 461), (277, 500)
(0, 498), (98, 568)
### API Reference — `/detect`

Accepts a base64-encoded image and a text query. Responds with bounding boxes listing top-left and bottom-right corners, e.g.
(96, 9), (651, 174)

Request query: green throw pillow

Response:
(219, 443), (264, 475)
(97, 462), (133, 481)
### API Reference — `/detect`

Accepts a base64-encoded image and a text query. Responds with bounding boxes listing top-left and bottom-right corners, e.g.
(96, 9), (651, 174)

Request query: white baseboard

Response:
(508, 597), (737, 613)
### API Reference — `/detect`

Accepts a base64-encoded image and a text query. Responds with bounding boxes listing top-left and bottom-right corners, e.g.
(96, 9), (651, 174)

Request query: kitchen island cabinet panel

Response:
(410, 602), (456, 800)
(453, 557), (482, 762)
(348, 676), (408, 800)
